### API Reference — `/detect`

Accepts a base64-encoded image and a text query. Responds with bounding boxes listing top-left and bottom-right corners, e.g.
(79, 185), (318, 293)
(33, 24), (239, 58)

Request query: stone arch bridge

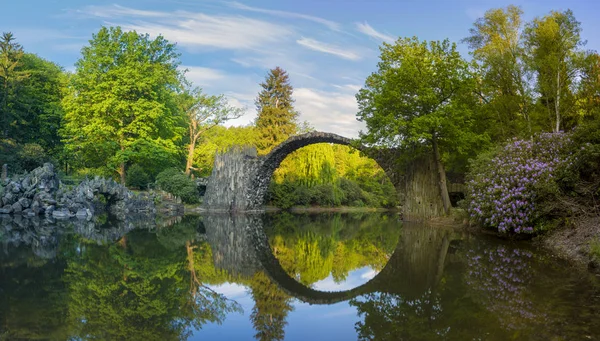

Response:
(202, 131), (455, 218)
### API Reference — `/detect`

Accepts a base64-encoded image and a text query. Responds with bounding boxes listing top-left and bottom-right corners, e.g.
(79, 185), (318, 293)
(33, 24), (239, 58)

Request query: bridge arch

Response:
(244, 214), (396, 305)
(247, 132), (395, 210)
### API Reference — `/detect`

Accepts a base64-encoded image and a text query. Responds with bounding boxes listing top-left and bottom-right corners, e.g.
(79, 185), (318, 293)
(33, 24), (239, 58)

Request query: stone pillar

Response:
(1, 164), (6, 183)
(202, 146), (260, 212)
(402, 153), (447, 221)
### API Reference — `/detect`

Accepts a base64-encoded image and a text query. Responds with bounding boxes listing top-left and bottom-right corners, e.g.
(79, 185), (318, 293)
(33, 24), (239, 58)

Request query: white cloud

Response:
(356, 22), (395, 43)
(294, 87), (364, 137)
(360, 268), (377, 280)
(297, 38), (361, 61)
(77, 4), (166, 18)
(207, 283), (248, 299)
(181, 66), (226, 86)
(332, 84), (362, 92)
(80, 5), (293, 51)
(228, 1), (341, 31)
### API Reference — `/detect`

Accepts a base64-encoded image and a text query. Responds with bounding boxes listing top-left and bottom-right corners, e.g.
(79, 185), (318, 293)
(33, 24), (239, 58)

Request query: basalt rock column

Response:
(202, 146), (261, 212)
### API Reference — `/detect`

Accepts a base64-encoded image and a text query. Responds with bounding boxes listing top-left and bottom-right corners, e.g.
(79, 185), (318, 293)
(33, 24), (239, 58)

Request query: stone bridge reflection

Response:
(202, 213), (456, 305)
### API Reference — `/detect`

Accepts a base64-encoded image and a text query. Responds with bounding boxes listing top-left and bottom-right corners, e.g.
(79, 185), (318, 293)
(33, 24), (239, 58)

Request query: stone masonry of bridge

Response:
(202, 131), (450, 219)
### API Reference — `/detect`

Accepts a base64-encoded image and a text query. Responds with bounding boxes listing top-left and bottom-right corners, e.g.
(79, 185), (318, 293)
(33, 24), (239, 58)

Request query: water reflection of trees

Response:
(0, 215), (241, 340)
(265, 212), (402, 286)
(2, 213), (600, 340)
(349, 235), (600, 341)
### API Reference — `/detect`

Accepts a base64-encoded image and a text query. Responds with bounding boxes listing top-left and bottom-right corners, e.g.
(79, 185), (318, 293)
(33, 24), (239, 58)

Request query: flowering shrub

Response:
(466, 132), (574, 234)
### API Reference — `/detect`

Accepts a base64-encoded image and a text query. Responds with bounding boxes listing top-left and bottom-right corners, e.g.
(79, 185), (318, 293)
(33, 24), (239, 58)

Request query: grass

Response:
(589, 237), (600, 262)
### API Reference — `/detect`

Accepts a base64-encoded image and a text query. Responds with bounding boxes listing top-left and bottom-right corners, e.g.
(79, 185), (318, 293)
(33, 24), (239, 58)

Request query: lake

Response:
(1, 212), (599, 340)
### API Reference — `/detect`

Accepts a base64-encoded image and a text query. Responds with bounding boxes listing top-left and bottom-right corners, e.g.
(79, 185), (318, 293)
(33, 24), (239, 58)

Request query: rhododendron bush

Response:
(466, 132), (574, 234)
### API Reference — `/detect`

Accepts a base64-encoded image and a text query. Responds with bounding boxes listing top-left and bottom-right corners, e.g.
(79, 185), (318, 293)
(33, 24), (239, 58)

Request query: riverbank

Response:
(184, 204), (399, 214)
(538, 216), (600, 271)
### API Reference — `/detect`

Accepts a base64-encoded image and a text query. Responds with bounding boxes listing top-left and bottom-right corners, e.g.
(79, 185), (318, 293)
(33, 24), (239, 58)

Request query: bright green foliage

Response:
(577, 53), (600, 119)
(249, 271), (293, 341)
(356, 37), (488, 173)
(462, 6), (535, 139)
(64, 230), (240, 340)
(255, 67), (298, 154)
(524, 10), (586, 132)
(126, 164), (150, 189)
(155, 167), (199, 204)
(267, 144), (398, 208)
(0, 32), (28, 138)
(62, 26), (185, 183)
(193, 125), (259, 177)
(179, 86), (243, 175)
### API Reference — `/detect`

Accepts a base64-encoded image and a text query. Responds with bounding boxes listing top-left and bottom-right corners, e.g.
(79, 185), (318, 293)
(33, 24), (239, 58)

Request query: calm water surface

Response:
(1, 212), (599, 340)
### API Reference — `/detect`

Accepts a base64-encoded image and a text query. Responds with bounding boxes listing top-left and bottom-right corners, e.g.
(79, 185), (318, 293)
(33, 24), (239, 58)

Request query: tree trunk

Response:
(118, 144), (126, 185)
(432, 136), (451, 214)
(185, 139), (196, 175)
(555, 70), (561, 133)
(119, 162), (126, 185)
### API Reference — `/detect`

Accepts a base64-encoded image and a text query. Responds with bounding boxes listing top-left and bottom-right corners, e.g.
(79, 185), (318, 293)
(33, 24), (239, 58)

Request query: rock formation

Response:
(0, 163), (155, 219)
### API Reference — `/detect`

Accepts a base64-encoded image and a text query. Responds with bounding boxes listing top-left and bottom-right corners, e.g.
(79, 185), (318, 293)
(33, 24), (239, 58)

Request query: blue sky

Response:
(2, 0), (599, 137)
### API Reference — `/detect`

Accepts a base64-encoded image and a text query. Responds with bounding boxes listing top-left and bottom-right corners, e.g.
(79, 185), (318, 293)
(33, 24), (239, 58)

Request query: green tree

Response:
(179, 87), (243, 175)
(62, 26), (185, 183)
(577, 52), (600, 120)
(0, 32), (29, 137)
(249, 271), (294, 341)
(463, 6), (535, 138)
(255, 67), (298, 154)
(194, 125), (258, 177)
(356, 37), (486, 213)
(524, 10), (585, 132)
(13, 53), (66, 151)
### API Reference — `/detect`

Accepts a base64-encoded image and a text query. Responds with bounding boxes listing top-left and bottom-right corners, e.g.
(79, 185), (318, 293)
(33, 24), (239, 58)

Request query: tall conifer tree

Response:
(255, 67), (298, 154)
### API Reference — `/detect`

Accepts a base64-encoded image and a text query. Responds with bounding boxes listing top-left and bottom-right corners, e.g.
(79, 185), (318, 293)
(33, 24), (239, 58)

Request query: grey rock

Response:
(11, 202), (22, 213)
(52, 209), (70, 219)
(3, 191), (14, 205)
(17, 197), (30, 209)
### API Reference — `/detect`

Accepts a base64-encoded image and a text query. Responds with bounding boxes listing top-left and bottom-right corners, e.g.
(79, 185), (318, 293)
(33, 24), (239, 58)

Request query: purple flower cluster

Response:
(465, 245), (546, 330)
(467, 132), (573, 234)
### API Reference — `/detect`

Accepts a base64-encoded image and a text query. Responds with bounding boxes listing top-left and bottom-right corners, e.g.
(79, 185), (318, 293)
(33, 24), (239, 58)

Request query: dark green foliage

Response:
(0, 139), (53, 173)
(267, 177), (398, 209)
(255, 67), (298, 154)
(155, 168), (199, 204)
(126, 164), (150, 189)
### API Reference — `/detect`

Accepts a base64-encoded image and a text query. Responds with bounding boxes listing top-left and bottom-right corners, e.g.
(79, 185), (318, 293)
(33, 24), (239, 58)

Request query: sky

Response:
(200, 266), (377, 340)
(2, 0), (599, 138)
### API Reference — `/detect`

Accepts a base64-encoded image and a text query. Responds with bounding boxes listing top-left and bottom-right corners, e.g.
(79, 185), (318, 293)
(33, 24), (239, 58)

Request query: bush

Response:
(18, 143), (51, 171)
(466, 132), (574, 234)
(155, 168), (200, 204)
(268, 181), (298, 209)
(126, 164), (150, 189)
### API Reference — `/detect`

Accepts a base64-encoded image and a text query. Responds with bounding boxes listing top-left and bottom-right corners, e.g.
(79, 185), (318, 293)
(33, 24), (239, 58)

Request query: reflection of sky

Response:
(191, 267), (377, 340)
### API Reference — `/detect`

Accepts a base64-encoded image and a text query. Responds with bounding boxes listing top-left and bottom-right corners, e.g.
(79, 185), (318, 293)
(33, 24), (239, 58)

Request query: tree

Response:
(179, 87), (243, 175)
(463, 6), (534, 138)
(356, 37), (485, 214)
(577, 52), (600, 120)
(524, 10), (585, 132)
(12, 53), (66, 150)
(255, 67), (298, 154)
(0, 32), (28, 137)
(62, 26), (185, 183)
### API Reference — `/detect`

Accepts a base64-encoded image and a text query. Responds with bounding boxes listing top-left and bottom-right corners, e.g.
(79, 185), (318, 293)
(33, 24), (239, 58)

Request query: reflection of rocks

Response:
(202, 214), (261, 277)
(0, 214), (159, 260)
(0, 163), (155, 219)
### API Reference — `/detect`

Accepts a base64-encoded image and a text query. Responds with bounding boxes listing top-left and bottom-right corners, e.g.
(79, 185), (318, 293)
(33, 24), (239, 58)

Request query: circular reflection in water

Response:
(250, 213), (456, 305)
